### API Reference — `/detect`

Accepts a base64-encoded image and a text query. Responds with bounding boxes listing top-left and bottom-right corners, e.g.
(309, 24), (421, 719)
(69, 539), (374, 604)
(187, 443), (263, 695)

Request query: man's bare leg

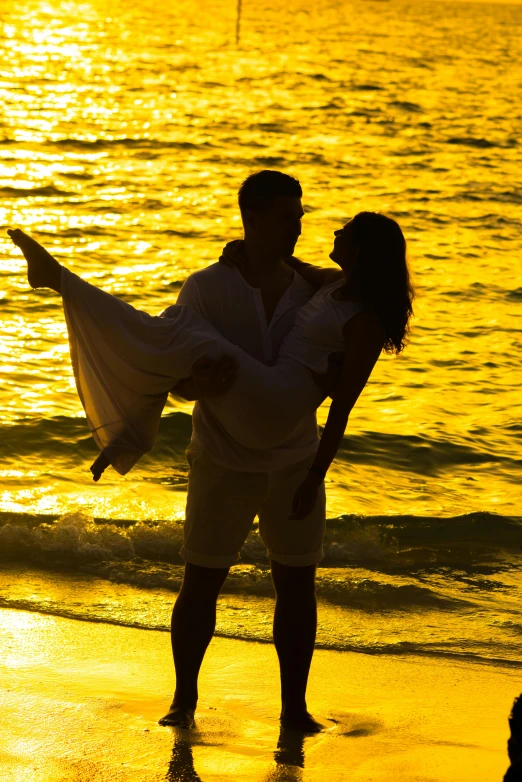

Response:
(159, 562), (229, 728)
(7, 229), (62, 293)
(271, 561), (323, 733)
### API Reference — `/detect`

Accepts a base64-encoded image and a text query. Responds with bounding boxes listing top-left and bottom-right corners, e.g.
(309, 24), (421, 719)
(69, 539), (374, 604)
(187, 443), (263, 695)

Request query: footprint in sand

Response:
(326, 714), (384, 738)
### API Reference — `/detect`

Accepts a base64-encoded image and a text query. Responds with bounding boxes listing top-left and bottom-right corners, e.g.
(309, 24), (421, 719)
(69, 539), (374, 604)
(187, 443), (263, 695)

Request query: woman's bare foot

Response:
(158, 700), (196, 729)
(7, 228), (62, 292)
(90, 452), (111, 482)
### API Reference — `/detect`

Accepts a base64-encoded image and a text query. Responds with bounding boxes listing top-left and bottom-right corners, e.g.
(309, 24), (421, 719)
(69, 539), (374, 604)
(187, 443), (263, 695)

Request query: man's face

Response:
(246, 196), (304, 257)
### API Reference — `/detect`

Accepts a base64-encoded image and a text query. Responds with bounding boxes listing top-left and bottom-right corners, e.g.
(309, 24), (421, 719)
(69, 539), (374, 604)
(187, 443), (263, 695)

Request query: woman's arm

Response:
(219, 240), (342, 290)
(284, 255), (343, 290)
(289, 311), (385, 520)
(310, 312), (385, 475)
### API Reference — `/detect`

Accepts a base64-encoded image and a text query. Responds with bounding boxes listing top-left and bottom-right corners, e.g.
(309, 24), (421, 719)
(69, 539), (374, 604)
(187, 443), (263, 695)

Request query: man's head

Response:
(238, 170), (304, 258)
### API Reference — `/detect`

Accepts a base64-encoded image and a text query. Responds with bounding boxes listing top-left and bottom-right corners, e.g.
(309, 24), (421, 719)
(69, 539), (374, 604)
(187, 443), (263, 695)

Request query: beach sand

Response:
(0, 608), (518, 782)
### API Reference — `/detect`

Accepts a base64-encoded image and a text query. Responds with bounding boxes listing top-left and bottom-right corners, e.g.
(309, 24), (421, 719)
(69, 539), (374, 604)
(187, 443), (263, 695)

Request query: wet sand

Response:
(0, 607), (517, 781)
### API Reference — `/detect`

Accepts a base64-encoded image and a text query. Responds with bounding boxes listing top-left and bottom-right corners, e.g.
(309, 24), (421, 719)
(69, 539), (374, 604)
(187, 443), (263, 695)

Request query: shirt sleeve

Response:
(174, 274), (202, 313)
(159, 273), (203, 320)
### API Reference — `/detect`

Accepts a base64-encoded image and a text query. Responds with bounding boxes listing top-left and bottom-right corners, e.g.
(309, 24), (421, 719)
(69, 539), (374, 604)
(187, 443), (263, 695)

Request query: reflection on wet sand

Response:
(167, 730), (202, 782)
(268, 728), (306, 780)
(166, 726), (308, 781)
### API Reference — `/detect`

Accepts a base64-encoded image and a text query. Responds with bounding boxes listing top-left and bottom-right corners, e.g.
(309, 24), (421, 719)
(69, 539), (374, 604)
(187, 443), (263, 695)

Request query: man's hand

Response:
(171, 355), (238, 401)
(289, 473), (322, 520)
(91, 451), (111, 482)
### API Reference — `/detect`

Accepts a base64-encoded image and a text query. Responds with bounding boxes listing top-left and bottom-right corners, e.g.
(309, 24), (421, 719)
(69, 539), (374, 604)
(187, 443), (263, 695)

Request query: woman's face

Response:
(329, 220), (358, 272)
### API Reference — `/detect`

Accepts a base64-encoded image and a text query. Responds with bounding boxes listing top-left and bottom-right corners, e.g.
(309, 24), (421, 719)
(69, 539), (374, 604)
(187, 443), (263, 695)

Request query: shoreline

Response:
(1, 607), (518, 781)
(4, 600), (522, 671)
(3, 563), (522, 668)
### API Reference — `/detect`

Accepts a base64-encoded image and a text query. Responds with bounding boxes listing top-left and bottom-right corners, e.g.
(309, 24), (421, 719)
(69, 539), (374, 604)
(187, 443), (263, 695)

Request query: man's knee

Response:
(180, 562), (230, 599)
(271, 561), (316, 597)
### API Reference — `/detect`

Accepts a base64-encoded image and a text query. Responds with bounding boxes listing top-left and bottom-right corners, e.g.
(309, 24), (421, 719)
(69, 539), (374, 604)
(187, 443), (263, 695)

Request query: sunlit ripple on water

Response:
(0, 0), (521, 519)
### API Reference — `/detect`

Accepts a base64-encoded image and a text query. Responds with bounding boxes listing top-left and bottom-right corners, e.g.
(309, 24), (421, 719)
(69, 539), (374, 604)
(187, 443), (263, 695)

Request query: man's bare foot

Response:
(158, 701), (196, 729)
(280, 707), (324, 734)
(7, 228), (62, 291)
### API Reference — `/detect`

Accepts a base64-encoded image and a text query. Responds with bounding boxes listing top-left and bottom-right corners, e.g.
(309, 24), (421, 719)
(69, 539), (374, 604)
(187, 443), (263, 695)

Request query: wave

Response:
(0, 508), (520, 593)
(351, 83), (383, 91)
(161, 229), (207, 238)
(506, 287), (522, 302)
(61, 172), (95, 181)
(495, 622), (522, 642)
(0, 546), (463, 611)
(0, 185), (74, 198)
(1, 586), (520, 667)
(390, 100), (423, 113)
(253, 156), (287, 166)
(34, 227), (111, 239)
(336, 429), (519, 475)
(450, 190), (522, 206)
(1, 413), (518, 478)
(446, 136), (517, 149)
(49, 138), (213, 150)
(368, 510), (522, 547)
(0, 136), (214, 152)
(0, 412), (191, 463)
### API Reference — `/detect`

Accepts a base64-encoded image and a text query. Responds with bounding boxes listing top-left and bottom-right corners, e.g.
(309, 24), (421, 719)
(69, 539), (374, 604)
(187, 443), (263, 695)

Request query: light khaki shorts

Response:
(182, 446), (326, 569)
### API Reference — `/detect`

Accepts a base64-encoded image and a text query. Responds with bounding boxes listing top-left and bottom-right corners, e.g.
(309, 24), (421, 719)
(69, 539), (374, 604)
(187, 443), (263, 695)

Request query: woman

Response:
(8, 212), (413, 519)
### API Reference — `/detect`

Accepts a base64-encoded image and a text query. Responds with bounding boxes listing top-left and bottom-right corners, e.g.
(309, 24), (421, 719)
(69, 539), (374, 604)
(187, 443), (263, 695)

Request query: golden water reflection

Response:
(1, 0), (521, 519)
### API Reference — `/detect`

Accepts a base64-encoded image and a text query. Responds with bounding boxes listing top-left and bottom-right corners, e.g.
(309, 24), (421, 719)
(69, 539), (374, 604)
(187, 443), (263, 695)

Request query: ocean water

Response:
(2, 510), (522, 665)
(0, 0), (521, 665)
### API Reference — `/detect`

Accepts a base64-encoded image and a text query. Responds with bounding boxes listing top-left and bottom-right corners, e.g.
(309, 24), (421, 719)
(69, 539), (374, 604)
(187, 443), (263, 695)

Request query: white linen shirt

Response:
(175, 263), (320, 472)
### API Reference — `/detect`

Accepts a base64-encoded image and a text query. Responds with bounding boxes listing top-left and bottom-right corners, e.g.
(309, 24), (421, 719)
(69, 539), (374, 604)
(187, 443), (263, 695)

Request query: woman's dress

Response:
(61, 268), (364, 474)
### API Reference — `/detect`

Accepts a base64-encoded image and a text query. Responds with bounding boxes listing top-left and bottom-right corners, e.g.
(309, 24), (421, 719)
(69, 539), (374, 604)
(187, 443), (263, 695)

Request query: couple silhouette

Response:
(8, 169), (413, 733)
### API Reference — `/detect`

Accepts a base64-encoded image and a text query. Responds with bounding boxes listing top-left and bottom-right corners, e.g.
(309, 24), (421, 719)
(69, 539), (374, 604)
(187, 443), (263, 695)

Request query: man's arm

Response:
(169, 276), (202, 400)
(168, 274), (237, 400)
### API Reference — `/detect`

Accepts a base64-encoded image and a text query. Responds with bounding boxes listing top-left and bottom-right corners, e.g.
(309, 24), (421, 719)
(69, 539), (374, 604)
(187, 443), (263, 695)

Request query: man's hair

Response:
(238, 170), (302, 214)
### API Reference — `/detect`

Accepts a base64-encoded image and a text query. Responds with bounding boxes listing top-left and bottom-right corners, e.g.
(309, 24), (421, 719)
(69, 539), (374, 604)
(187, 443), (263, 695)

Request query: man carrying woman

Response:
(8, 169), (413, 733)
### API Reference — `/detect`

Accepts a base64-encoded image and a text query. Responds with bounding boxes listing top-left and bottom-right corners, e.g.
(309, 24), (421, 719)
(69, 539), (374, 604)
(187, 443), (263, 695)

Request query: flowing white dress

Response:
(61, 268), (364, 474)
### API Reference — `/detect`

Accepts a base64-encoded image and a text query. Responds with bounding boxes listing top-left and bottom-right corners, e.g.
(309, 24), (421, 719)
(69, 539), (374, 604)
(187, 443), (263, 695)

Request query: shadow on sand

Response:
(166, 726), (308, 782)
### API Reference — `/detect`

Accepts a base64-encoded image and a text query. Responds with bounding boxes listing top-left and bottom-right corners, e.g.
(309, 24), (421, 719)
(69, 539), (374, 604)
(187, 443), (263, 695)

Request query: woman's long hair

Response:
(350, 211), (414, 354)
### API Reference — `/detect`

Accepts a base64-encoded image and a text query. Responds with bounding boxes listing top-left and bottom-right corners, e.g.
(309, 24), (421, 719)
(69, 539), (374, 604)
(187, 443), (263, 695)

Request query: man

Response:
(505, 694), (522, 781)
(159, 170), (329, 733)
